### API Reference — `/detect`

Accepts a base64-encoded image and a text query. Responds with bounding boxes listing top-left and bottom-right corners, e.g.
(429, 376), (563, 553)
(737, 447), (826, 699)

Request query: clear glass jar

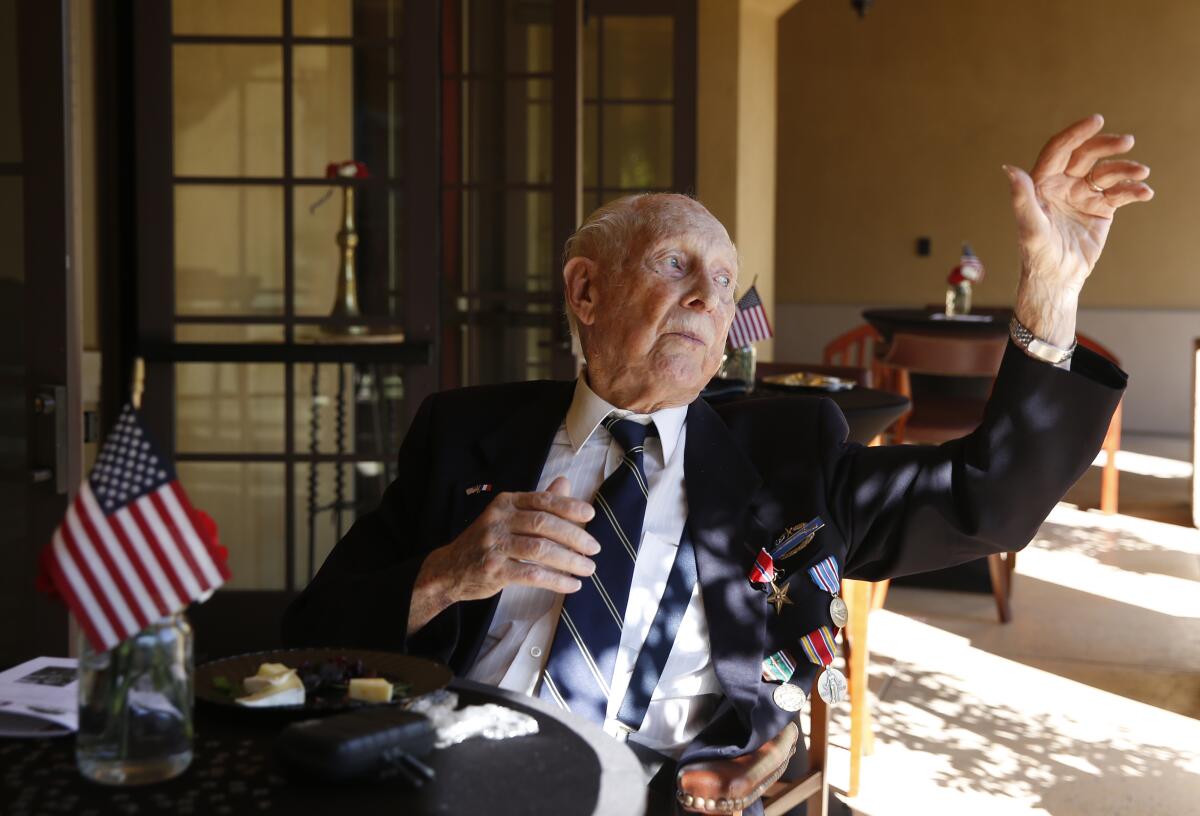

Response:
(718, 344), (758, 388)
(76, 613), (194, 785)
(945, 281), (973, 316)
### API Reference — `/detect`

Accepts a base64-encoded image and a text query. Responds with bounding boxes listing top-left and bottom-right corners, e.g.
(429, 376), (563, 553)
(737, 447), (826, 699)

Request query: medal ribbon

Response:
(761, 649), (796, 682)
(807, 555), (840, 596)
(798, 626), (837, 667)
(747, 549), (775, 585)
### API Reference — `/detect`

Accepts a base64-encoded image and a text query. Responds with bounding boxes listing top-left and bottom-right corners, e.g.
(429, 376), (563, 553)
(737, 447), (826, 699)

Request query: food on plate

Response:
(242, 662), (294, 694)
(236, 666), (305, 707)
(348, 677), (394, 703)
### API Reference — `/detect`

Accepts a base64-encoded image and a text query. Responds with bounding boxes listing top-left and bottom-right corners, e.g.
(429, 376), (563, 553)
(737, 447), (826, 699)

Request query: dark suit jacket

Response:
(283, 340), (1125, 783)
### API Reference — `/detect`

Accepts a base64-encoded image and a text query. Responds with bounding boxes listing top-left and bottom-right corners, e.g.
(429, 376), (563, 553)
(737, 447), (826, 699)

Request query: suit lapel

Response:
(457, 381), (575, 670)
(684, 398), (764, 729)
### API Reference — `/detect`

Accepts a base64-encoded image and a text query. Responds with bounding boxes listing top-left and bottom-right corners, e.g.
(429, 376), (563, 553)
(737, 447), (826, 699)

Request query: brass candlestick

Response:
(328, 185), (365, 335)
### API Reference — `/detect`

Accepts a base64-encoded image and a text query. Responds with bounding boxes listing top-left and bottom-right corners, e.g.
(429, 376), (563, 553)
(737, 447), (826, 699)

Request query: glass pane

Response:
(507, 0), (552, 73)
(178, 462), (285, 590)
(452, 79), (552, 185)
(294, 362), (405, 456)
(292, 46), (353, 178)
(0, 0), (20, 162)
(460, 190), (553, 294)
(601, 104), (672, 189)
(462, 325), (552, 385)
(175, 185), (284, 316)
(293, 0), (353, 37)
(175, 363), (285, 453)
(174, 45), (283, 177)
(174, 324), (286, 342)
(172, 0), (282, 36)
(582, 15), (598, 100)
(294, 186), (403, 319)
(295, 461), (389, 583)
(602, 17), (673, 100)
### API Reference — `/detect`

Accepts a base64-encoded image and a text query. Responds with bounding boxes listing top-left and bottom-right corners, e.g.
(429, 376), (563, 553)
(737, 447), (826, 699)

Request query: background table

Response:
(863, 307), (1013, 340)
(0, 679), (647, 816)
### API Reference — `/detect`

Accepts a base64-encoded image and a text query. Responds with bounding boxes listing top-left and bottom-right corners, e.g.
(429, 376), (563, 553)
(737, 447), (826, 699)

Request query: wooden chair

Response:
(677, 678), (828, 816)
(1076, 333), (1122, 514)
(822, 323), (888, 392)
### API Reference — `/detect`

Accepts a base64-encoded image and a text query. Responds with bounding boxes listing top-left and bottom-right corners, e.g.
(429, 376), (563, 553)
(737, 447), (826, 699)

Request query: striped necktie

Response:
(539, 415), (656, 724)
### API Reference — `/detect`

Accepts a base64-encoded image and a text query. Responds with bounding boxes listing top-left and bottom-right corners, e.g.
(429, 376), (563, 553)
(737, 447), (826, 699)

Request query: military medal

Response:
(766, 580), (792, 614)
(816, 666), (848, 704)
(747, 548), (776, 590)
(761, 650), (807, 712)
(772, 682), (807, 712)
(771, 517), (825, 562)
(808, 555), (848, 628)
(799, 626), (845, 704)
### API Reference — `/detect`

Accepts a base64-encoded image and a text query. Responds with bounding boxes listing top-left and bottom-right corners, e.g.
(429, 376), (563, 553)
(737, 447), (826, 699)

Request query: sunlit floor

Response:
(821, 434), (1200, 815)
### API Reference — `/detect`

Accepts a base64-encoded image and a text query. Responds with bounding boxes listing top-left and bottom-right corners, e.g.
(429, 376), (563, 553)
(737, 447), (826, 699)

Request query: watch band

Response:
(1009, 315), (1077, 365)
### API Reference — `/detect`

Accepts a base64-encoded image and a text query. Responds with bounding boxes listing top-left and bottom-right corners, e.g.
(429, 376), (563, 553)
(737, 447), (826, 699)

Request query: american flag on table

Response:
(727, 284), (774, 349)
(37, 405), (229, 653)
(957, 244), (985, 283)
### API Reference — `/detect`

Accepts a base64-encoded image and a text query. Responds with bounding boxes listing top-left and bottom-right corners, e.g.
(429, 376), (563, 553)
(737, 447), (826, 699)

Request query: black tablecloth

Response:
(863, 307), (1013, 340)
(0, 680), (647, 816)
(703, 380), (911, 446)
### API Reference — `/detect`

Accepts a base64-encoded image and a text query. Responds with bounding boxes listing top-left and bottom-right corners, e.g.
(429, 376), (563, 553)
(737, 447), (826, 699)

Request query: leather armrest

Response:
(676, 721), (800, 814)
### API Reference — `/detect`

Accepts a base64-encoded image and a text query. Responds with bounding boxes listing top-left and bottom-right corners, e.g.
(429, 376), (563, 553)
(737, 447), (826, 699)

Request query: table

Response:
(702, 378), (911, 446)
(0, 679), (647, 816)
(862, 307), (1013, 341)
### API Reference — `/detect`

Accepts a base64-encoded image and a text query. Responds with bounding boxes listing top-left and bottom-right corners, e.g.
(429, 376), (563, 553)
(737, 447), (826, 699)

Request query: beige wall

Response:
(776, 0), (1200, 309)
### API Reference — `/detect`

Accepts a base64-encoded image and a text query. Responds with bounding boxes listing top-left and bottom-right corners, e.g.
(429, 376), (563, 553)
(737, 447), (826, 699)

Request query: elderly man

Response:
(282, 116), (1148, 808)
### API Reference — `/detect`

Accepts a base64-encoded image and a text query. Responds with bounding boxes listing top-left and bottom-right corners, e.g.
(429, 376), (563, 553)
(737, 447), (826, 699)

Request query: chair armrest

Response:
(676, 721), (800, 814)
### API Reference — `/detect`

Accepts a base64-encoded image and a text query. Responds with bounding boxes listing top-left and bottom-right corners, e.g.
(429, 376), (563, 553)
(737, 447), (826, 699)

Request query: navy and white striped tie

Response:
(539, 415), (656, 724)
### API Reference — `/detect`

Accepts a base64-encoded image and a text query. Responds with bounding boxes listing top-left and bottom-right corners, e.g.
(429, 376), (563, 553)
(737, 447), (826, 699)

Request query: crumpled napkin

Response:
(408, 690), (539, 748)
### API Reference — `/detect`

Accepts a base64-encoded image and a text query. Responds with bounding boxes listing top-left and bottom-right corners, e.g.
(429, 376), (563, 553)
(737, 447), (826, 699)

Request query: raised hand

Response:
(1004, 114), (1153, 347)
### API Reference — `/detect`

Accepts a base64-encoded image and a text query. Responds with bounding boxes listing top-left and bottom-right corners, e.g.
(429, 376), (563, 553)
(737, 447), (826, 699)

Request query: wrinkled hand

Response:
(1005, 114), (1154, 347)
(408, 477), (598, 634)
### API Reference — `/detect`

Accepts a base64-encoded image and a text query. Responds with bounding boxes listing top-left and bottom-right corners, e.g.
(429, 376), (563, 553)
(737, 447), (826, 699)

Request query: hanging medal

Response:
(761, 649), (807, 712)
(746, 517), (826, 615)
(799, 625), (848, 704)
(807, 555), (848, 629)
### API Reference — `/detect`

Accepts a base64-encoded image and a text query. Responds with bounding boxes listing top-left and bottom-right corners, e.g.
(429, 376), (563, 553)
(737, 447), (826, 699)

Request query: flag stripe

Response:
(128, 503), (193, 604)
(49, 531), (111, 649)
(134, 500), (203, 600)
(78, 486), (162, 626)
(169, 481), (231, 580)
(146, 491), (208, 591)
(113, 507), (179, 615)
(161, 483), (225, 587)
(63, 504), (141, 635)
(55, 522), (124, 645)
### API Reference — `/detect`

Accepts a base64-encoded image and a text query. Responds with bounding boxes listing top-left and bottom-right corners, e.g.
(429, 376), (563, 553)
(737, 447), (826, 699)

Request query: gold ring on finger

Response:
(1085, 168), (1106, 194)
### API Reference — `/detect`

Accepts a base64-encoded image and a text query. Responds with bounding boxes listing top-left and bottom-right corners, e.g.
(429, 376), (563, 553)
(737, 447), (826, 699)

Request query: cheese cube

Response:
(348, 677), (393, 703)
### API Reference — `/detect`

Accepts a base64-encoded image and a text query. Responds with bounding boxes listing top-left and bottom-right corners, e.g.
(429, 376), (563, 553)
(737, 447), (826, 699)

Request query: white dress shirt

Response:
(465, 376), (722, 757)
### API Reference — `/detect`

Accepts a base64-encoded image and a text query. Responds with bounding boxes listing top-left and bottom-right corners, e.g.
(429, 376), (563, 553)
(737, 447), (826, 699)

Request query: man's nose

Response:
(682, 271), (721, 312)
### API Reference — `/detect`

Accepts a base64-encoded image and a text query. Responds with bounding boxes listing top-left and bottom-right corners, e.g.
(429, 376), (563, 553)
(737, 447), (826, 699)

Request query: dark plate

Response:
(195, 648), (452, 718)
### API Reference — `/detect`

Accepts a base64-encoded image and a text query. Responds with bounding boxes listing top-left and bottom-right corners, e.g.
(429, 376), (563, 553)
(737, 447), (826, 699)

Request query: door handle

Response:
(33, 385), (68, 495)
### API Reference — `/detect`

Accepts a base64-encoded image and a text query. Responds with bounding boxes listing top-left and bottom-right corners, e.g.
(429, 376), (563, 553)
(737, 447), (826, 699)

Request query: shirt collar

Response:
(565, 375), (688, 464)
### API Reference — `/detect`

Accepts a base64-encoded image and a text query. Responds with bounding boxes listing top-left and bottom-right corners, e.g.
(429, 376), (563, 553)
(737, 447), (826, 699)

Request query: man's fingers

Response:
(547, 475), (571, 496)
(505, 534), (596, 577)
(1064, 133), (1136, 179)
(508, 561), (583, 595)
(511, 487), (595, 524)
(1031, 114), (1105, 179)
(1090, 159), (1150, 189)
(1102, 179), (1155, 208)
(509, 509), (601, 555)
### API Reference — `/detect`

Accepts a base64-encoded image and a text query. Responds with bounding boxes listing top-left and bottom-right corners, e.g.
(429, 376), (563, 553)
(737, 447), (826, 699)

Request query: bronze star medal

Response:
(766, 580), (792, 614)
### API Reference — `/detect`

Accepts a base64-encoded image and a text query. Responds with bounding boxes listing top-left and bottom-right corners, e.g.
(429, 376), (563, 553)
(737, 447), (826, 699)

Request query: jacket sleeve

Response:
(281, 393), (463, 662)
(828, 340), (1126, 581)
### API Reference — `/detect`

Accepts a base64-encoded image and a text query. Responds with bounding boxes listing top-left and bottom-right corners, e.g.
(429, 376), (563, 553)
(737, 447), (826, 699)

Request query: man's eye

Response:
(716, 274), (732, 288)
(655, 256), (685, 275)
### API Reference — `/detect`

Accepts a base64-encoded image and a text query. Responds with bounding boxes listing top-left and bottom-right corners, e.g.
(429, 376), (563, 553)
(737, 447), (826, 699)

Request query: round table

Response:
(702, 380), (911, 446)
(0, 680), (647, 816)
(862, 307), (1013, 341)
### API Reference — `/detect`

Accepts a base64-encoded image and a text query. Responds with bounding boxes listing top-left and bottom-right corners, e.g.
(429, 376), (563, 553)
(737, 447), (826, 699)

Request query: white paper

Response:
(0, 656), (79, 737)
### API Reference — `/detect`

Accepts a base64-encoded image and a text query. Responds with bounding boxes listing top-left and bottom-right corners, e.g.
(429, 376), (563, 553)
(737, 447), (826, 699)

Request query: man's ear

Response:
(563, 256), (599, 327)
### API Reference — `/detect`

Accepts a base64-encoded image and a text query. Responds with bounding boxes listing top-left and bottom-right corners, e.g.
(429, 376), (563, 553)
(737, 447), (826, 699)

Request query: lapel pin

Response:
(465, 483), (493, 496)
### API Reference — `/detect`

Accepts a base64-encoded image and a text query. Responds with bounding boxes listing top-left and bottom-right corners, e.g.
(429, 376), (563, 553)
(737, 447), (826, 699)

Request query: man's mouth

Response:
(664, 331), (706, 346)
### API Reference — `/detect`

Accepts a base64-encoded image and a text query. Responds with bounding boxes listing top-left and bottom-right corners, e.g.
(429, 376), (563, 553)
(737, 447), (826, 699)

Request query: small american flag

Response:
(38, 405), (229, 652)
(727, 284), (774, 349)
(958, 244), (985, 283)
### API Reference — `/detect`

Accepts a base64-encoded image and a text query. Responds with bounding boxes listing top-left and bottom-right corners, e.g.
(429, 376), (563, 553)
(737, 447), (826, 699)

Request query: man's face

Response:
(580, 212), (739, 411)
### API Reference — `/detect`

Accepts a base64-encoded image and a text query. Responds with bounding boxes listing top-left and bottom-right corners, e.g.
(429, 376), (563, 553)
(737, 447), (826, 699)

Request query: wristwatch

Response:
(1009, 315), (1076, 365)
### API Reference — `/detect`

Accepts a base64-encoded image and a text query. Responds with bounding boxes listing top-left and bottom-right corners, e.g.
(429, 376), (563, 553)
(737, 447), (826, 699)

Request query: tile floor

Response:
(815, 434), (1200, 815)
